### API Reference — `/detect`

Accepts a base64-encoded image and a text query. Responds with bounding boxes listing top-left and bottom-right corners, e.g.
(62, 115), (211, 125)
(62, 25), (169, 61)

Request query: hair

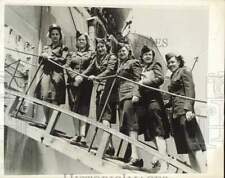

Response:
(95, 38), (111, 53)
(140, 48), (155, 64)
(76, 31), (90, 51)
(176, 55), (185, 67)
(117, 43), (133, 58)
(166, 54), (185, 68)
(48, 24), (63, 41)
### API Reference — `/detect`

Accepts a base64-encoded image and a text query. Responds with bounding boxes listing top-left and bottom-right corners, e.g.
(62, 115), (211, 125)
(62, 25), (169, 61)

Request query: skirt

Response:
(95, 79), (118, 123)
(67, 79), (93, 116)
(35, 71), (66, 105)
(119, 99), (139, 135)
(137, 99), (170, 141)
(172, 115), (206, 154)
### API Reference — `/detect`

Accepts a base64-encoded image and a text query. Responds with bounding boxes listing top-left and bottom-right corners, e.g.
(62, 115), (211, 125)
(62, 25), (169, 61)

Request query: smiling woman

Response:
(134, 45), (170, 172)
(165, 52), (206, 172)
(34, 24), (68, 125)
(66, 31), (95, 145)
(116, 43), (143, 167)
(166, 53), (183, 73)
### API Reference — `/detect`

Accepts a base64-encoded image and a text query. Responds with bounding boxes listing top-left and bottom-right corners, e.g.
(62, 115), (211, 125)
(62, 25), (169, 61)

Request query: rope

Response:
(68, 7), (77, 32)
(117, 75), (207, 104)
(5, 47), (207, 104)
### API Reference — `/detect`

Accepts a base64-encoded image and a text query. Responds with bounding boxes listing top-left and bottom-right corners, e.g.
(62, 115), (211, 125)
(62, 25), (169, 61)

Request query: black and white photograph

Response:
(0, 0), (224, 177)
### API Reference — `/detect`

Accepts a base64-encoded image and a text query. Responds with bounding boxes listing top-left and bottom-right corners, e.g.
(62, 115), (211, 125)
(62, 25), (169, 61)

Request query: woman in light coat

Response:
(67, 31), (95, 145)
(35, 24), (68, 126)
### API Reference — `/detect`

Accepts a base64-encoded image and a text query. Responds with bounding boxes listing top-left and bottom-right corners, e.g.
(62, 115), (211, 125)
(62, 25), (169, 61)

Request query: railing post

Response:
(96, 131), (111, 159)
(15, 60), (43, 117)
(41, 110), (61, 144)
(8, 60), (20, 88)
(88, 77), (117, 152)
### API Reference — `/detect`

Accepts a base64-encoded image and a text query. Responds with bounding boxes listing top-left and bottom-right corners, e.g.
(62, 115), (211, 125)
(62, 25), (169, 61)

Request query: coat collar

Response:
(50, 42), (62, 50)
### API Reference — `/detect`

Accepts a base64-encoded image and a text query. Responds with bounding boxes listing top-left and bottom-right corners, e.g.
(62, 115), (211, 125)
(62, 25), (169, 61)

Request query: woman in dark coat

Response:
(67, 32), (95, 145)
(137, 45), (170, 172)
(116, 43), (143, 167)
(35, 24), (68, 125)
(165, 52), (206, 172)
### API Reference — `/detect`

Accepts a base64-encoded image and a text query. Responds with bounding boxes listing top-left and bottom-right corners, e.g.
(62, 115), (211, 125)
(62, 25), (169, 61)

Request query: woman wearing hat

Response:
(35, 24), (68, 126)
(165, 53), (206, 172)
(136, 45), (170, 172)
(116, 43), (143, 167)
(67, 31), (95, 146)
(79, 38), (118, 155)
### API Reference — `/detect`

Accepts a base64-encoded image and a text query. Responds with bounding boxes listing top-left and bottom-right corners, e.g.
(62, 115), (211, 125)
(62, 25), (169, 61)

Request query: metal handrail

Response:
(4, 47), (207, 104)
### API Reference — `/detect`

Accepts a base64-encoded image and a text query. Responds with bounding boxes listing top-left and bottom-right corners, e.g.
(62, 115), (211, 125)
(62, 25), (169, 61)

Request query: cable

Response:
(68, 7), (77, 32)
(4, 47), (207, 104)
(117, 75), (207, 104)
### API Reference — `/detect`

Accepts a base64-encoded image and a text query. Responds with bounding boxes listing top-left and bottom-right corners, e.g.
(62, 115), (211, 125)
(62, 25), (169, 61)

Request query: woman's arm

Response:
(140, 62), (164, 87)
(131, 60), (142, 98)
(82, 57), (96, 76)
(97, 54), (118, 78)
(181, 68), (195, 111)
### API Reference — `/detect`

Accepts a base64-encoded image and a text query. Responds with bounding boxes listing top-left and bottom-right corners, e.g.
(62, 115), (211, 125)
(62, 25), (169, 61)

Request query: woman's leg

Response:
(129, 130), (139, 160)
(102, 120), (115, 155)
(155, 136), (168, 172)
(44, 99), (58, 124)
(40, 74), (53, 125)
(79, 121), (87, 145)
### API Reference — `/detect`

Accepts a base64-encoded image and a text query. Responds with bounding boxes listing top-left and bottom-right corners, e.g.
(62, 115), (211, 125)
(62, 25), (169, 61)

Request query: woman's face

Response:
(142, 50), (154, 64)
(167, 57), (180, 72)
(118, 46), (129, 60)
(50, 29), (61, 44)
(96, 42), (107, 56)
(77, 35), (87, 49)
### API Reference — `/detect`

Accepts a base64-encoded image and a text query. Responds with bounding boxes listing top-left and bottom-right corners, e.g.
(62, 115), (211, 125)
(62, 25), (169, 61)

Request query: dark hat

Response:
(95, 37), (107, 45)
(76, 30), (82, 38)
(165, 52), (177, 62)
(141, 45), (151, 56)
(76, 31), (89, 41)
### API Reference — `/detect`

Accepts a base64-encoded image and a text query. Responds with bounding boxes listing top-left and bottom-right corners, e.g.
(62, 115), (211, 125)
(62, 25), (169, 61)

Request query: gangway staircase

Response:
(4, 88), (199, 174)
(3, 47), (207, 174)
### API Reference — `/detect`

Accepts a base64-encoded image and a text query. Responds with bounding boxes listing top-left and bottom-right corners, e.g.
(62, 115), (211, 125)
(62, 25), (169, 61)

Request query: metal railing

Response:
(4, 47), (207, 173)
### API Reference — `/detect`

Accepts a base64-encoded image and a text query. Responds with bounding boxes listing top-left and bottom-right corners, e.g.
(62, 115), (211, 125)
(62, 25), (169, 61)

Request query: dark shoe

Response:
(127, 158), (144, 168)
(105, 147), (115, 156)
(152, 160), (160, 169)
(80, 136), (87, 146)
(70, 136), (81, 145)
(151, 160), (168, 173)
(29, 122), (47, 129)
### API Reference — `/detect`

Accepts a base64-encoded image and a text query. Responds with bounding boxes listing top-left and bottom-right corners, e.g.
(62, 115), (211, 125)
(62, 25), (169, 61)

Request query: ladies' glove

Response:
(186, 111), (195, 121)
(73, 75), (83, 87)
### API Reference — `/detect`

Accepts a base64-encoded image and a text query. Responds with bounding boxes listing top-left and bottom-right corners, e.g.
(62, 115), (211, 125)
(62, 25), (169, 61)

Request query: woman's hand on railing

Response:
(186, 111), (195, 121)
(73, 75), (83, 87)
(164, 99), (172, 108)
(88, 75), (97, 80)
(41, 52), (49, 59)
(132, 96), (140, 103)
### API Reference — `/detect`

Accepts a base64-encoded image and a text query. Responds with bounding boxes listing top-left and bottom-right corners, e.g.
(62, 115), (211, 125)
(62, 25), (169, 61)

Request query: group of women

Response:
(34, 24), (206, 173)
